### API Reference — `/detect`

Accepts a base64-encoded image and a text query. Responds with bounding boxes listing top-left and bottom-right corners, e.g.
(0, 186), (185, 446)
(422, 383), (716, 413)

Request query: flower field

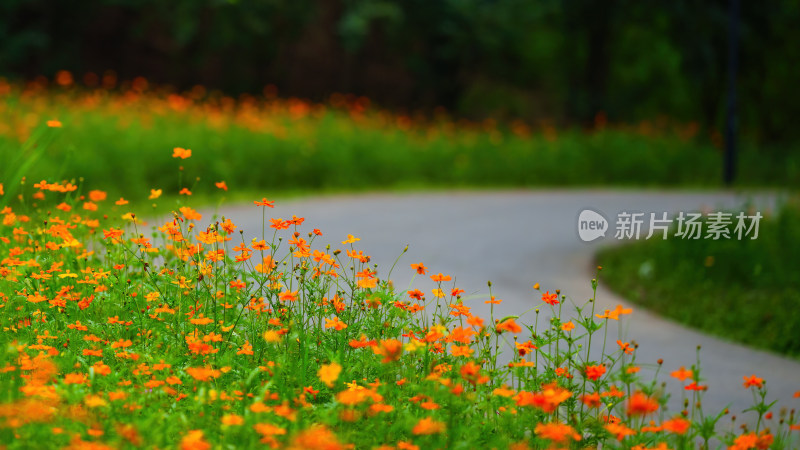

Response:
(1, 72), (796, 206)
(0, 124), (798, 449)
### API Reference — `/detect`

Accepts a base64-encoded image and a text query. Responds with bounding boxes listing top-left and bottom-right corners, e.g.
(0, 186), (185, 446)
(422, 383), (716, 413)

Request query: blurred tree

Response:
(1, 0), (798, 144)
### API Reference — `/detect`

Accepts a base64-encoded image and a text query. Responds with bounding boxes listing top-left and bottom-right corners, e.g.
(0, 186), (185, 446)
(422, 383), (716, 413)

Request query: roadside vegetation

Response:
(0, 125), (797, 449)
(2, 75), (798, 207)
(598, 201), (800, 358)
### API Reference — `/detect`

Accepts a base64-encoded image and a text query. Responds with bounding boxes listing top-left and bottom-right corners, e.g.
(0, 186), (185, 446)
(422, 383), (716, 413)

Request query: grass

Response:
(597, 200), (800, 358)
(1, 75), (799, 205)
(0, 125), (798, 449)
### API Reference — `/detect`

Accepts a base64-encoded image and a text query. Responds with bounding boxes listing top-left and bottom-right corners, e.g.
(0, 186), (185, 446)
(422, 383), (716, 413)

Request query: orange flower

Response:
(215, 181), (228, 191)
(47, 120), (62, 128)
(289, 425), (346, 449)
(661, 417), (690, 434)
(496, 319), (522, 334)
(318, 362), (342, 387)
(63, 373), (87, 384)
(670, 366), (693, 382)
(55, 70), (73, 86)
(325, 317), (348, 331)
(373, 339), (403, 363)
(253, 422), (287, 436)
(430, 273), (451, 282)
(451, 345), (474, 357)
(581, 392), (602, 408)
(743, 374), (764, 389)
(172, 147), (192, 159)
(460, 361), (489, 386)
(115, 197), (129, 205)
(484, 296), (502, 304)
(88, 190), (107, 201)
(585, 364), (606, 381)
(534, 422), (582, 443)
(279, 290), (298, 302)
(341, 234), (360, 244)
(596, 304), (633, 320)
(221, 414), (244, 426)
(411, 263), (427, 274)
(617, 340), (634, 354)
(180, 430), (209, 450)
(626, 392), (659, 416)
(412, 417), (446, 435)
(561, 321), (575, 331)
(605, 422), (636, 440)
(186, 367), (221, 382)
(149, 189), (162, 199)
(254, 198), (275, 207)
(684, 382), (707, 391)
(179, 187), (192, 196)
(542, 291), (559, 305)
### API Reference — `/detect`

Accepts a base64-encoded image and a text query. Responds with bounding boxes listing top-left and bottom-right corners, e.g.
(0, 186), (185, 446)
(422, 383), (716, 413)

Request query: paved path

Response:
(214, 190), (797, 419)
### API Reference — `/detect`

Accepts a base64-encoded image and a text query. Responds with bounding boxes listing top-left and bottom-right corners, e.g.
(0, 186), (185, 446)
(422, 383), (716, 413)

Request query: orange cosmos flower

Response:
(496, 318), (522, 334)
(460, 361), (489, 385)
(542, 291), (559, 305)
(179, 187), (192, 196)
(88, 190), (107, 201)
(743, 374), (764, 389)
(626, 392), (659, 416)
(581, 392), (602, 408)
(596, 304), (633, 320)
(561, 321), (575, 331)
(149, 189), (162, 199)
(670, 366), (693, 382)
(221, 414), (244, 426)
(373, 339), (403, 363)
(411, 263), (427, 274)
(585, 364), (606, 381)
(430, 273), (451, 282)
(684, 382), (707, 391)
(661, 416), (691, 434)
(290, 425), (346, 449)
(180, 430), (210, 450)
(325, 317), (348, 331)
(254, 197), (275, 207)
(47, 120), (62, 128)
(412, 417), (446, 435)
(534, 422), (582, 443)
(215, 181), (228, 191)
(451, 345), (474, 357)
(318, 362), (342, 387)
(63, 373), (87, 384)
(186, 367), (221, 381)
(279, 290), (298, 302)
(605, 422), (636, 441)
(172, 147), (192, 159)
(341, 234), (360, 244)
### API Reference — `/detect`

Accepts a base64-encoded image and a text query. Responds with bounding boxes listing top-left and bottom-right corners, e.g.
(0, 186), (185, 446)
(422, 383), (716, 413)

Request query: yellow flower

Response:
(263, 330), (282, 343)
(341, 234), (360, 244)
(318, 362), (342, 388)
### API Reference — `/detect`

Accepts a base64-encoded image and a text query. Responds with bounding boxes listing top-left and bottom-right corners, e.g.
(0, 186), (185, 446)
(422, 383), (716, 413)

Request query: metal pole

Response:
(724, 0), (740, 186)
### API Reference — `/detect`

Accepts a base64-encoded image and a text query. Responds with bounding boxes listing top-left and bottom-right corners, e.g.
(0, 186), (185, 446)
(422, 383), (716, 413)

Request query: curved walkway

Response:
(215, 189), (797, 418)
